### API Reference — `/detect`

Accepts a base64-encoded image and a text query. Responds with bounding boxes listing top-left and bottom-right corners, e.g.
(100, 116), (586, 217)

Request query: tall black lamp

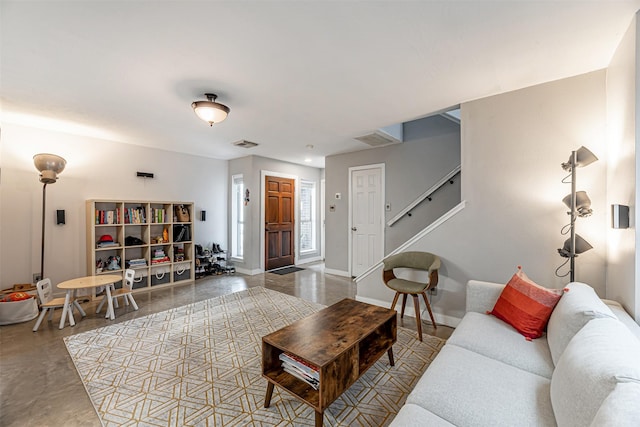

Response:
(34, 153), (66, 281)
(557, 146), (597, 282)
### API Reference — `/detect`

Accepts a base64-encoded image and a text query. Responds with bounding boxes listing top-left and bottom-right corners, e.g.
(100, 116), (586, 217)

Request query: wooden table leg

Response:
(264, 382), (274, 408)
(387, 347), (395, 366)
(315, 410), (323, 427)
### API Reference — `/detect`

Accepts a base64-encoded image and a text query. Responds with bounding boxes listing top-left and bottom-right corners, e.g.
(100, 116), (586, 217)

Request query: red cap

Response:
(98, 235), (113, 243)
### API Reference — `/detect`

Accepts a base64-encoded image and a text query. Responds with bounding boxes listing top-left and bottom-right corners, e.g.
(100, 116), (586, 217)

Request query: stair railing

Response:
(387, 165), (461, 227)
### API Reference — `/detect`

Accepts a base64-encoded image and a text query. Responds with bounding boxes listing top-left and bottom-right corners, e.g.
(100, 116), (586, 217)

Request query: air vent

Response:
(233, 140), (258, 148)
(355, 124), (403, 147)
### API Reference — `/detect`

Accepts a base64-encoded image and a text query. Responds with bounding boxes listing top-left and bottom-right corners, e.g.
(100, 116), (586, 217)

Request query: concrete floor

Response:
(0, 264), (453, 426)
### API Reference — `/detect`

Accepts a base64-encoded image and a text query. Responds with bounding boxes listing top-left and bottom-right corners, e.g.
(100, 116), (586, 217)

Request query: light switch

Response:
(335, 193), (341, 200)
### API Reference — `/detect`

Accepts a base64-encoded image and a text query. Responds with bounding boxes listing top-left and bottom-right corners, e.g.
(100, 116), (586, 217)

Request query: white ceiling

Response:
(1, 1), (638, 168)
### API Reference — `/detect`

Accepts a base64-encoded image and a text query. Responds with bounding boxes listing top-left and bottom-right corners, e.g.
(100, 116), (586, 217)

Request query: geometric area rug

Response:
(64, 287), (445, 426)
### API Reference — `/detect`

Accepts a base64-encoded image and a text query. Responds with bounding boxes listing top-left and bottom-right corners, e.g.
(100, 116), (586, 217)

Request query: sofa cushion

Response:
(550, 317), (640, 427)
(447, 312), (555, 378)
(489, 267), (564, 340)
(546, 282), (615, 365)
(389, 403), (455, 427)
(407, 345), (556, 427)
(589, 381), (640, 427)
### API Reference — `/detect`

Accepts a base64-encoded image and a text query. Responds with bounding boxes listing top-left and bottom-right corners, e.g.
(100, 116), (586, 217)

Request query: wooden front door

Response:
(265, 176), (295, 270)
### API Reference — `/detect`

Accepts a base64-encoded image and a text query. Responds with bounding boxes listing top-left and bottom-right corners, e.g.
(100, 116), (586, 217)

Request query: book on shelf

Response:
(125, 207), (146, 224)
(126, 258), (147, 268)
(95, 209), (119, 225)
(151, 208), (166, 223)
(279, 352), (320, 389)
(282, 365), (319, 390)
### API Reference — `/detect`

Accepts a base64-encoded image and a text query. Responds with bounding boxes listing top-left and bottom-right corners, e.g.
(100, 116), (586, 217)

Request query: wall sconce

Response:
(56, 209), (66, 225)
(611, 204), (630, 229)
(556, 146), (597, 282)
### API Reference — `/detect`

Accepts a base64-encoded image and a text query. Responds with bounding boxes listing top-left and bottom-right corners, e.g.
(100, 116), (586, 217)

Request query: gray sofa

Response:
(390, 280), (640, 427)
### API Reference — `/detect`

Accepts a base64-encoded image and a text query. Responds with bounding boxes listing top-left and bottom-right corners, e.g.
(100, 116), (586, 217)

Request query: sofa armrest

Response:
(602, 299), (640, 341)
(466, 280), (505, 314)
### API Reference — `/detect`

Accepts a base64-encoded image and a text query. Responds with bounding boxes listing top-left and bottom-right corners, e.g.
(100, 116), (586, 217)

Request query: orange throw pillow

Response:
(489, 266), (564, 340)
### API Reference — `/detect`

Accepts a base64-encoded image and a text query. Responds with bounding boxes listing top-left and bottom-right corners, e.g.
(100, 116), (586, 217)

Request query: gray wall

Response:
(228, 155), (323, 273)
(606, 12), (638, 320)
(356, 70), (608, 325)
(325, 115), (461, 275)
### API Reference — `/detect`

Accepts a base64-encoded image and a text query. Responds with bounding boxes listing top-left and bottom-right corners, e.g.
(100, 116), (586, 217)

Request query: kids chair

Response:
(382, 251), (440, 341)
(33, 278), (74, 332)
(97, 269), (139, 317)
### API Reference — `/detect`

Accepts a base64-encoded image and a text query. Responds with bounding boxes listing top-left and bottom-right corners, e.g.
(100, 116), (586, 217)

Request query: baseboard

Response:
(296, 256), (323, 265)
(323, 268), (351, 278)
(355, 295), (461, 328)
(235, 267), (263, 276)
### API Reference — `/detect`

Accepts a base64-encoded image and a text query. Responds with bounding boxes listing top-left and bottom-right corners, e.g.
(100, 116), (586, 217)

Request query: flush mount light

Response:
(191, 93), (230, 126)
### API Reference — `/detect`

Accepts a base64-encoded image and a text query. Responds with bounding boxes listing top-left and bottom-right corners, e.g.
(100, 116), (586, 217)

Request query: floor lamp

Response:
(33, 153), (66, 281)
(557, 146), (597, 282)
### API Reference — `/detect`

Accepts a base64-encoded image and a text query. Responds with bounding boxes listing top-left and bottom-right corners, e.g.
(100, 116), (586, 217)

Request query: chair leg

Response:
(391, 292), (400, 312)
(47, 309), (54, 321)
(127, 293), (139, 310)
(400, 294), (408, 319)
(33, 308), (48, 332)
(421, 292), (437, 329)
(412, 294), (423, 341)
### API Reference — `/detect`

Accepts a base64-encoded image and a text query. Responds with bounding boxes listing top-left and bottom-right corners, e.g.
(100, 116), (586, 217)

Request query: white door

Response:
(350, 165), (384, 277)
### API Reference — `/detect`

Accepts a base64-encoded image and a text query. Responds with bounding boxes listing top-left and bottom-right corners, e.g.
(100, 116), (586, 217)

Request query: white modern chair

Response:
(96, 269), (139, 316)
(33, 278), (74, 332)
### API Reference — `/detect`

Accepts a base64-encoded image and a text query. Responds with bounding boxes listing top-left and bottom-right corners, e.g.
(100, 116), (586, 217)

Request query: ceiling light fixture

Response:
(191, 93), (230, 126)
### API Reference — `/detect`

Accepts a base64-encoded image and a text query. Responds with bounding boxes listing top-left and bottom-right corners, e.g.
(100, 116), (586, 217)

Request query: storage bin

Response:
(151, 267), (171, 286)
(132, 272), (148, 290)
(0, 298), (39, 325)
(173, 265), (191, 282)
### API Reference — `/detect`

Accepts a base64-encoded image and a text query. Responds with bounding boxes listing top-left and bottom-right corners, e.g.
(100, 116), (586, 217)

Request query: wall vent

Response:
(233, 140), (259, 148)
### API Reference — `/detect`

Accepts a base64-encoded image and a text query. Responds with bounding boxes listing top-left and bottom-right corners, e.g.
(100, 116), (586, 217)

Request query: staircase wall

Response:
(325, 115), (461, 275)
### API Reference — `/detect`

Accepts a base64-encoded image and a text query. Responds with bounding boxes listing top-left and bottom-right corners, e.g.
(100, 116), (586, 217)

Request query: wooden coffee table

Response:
(262, 298), (397, 427)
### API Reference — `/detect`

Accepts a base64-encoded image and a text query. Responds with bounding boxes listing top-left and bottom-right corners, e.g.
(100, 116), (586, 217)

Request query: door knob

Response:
(351, 227), (357, 231)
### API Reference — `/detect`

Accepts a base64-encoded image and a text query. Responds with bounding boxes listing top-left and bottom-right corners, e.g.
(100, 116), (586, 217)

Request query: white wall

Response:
(0, 123), (228, 292)
(356, 71), (608, 325)
(606, 13), (638, 320)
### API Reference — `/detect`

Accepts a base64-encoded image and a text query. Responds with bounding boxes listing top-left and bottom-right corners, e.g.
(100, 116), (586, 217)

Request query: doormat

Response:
(270, 266), (305, 275)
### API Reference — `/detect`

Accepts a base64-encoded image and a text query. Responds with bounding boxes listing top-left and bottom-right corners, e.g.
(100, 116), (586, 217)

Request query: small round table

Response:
(57, 274), (122, 329)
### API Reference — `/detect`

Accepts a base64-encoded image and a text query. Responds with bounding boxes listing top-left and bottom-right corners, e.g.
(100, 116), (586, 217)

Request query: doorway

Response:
(265, 175), (295, 271)
(349, 164), (385, 277)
